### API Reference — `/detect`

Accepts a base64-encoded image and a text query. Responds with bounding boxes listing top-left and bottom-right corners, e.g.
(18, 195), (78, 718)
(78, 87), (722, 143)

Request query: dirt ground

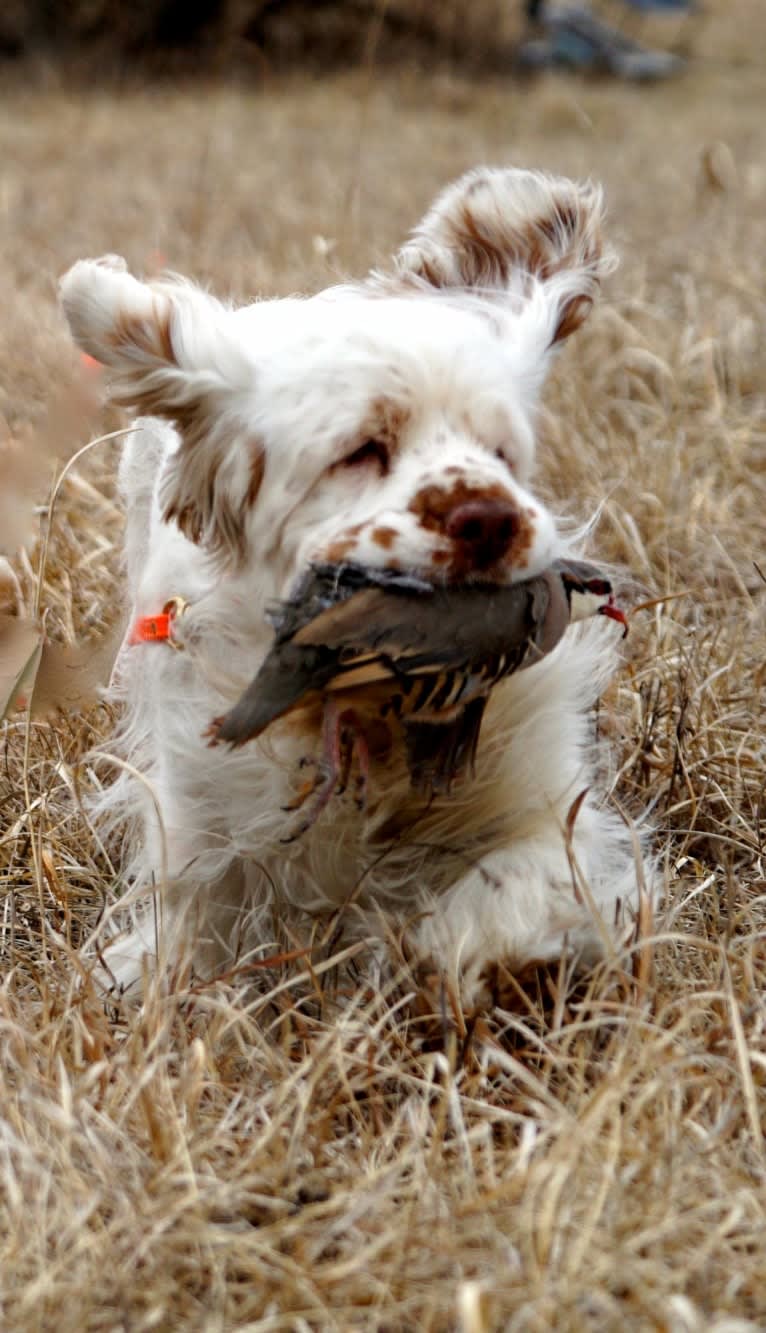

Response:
(1, 3), (766, 1328)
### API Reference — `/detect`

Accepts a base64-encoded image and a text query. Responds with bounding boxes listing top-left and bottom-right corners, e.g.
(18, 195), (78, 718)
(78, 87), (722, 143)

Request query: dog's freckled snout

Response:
(446, 499), (520, 568)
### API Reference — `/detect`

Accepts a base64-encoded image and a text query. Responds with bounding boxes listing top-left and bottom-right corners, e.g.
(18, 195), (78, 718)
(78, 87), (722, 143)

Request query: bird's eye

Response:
(343, 438), (390, 474)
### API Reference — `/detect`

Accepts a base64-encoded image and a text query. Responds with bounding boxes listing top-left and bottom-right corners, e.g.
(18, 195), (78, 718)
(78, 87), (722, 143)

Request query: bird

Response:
(207, 559), (627, 818)
(519, 0), (684, 80)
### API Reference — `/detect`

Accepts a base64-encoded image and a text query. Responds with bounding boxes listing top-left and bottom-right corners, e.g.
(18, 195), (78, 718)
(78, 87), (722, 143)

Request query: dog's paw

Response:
(91, 929), (156, 1000)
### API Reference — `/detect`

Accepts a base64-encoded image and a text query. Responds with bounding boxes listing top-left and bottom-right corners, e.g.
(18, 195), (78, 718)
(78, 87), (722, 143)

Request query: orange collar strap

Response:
(128, 597), (188, 649)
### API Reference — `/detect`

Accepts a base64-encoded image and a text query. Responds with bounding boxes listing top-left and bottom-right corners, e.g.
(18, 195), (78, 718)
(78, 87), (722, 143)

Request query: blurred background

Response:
(0, 0), (705, 73)
(9, 0), (511, 68)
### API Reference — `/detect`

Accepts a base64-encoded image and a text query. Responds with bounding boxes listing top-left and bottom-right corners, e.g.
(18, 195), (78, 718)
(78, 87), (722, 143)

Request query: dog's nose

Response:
(446, 499), (520, 569)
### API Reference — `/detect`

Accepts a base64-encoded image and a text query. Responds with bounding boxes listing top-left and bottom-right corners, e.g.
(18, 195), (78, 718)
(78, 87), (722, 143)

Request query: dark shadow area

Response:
(0, 0), (522, 77)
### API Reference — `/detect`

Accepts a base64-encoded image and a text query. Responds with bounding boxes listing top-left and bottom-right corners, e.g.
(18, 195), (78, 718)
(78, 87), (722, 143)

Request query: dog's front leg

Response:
(407, 823), (630, 1009)
(95, 807), (249, 997)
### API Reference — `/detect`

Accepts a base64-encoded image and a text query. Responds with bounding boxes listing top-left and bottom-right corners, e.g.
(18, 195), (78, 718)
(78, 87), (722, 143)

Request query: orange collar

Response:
(128, 597), (188, 649)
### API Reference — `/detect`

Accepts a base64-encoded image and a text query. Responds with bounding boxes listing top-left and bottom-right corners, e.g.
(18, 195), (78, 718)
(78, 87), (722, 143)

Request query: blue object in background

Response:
(519, 1), (685, 79)
(622, 0), (694, 10)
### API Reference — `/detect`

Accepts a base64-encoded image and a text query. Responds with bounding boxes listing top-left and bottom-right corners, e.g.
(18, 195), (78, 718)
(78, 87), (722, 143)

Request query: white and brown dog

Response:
(61, 165), (650, 1001)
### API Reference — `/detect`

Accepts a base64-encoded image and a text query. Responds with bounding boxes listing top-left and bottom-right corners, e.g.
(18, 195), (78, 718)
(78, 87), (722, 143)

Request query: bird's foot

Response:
(281, 701), (371, 839)
(352, 726), (371, 810)
(281, 773), (320, 813)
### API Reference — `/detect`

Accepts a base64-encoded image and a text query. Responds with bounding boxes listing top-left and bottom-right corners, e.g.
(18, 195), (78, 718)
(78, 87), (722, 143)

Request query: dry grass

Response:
(2, 6), (766, 1327)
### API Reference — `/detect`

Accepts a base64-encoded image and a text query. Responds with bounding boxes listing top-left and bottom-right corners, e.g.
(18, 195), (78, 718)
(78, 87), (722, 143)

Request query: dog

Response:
(60, 165), (651, 1003)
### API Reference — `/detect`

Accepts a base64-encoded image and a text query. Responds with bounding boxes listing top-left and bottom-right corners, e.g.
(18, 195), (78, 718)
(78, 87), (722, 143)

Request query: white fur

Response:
(61, 165), (650, 1002)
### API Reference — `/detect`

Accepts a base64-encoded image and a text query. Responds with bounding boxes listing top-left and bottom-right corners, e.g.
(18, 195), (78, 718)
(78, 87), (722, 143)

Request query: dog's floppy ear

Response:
(59, 256), (264, 566)
(394, 166), (615, 344)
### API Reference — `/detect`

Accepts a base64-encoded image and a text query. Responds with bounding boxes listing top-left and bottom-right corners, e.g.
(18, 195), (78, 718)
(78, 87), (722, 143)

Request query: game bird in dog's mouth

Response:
(208, 559), (628, 820)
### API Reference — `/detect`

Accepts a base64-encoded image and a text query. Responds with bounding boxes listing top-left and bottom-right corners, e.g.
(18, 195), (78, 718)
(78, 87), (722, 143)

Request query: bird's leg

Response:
(331, 707), (372, 810)
(281, 754), (321, 812)
(283, 701), (345, 827)
(334, 719), (356, 797)
(352, 725), (371, 810)
(281, 772), (320, 813)
(282, 700), (370, 838)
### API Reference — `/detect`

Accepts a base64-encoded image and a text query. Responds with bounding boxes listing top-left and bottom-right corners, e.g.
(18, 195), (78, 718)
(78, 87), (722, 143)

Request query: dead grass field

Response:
(2, 4), (766, 1328)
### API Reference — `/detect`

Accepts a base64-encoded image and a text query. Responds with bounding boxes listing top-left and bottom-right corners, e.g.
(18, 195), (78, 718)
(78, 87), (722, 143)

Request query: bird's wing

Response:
(269, 564), (434, 643)
(292, 587), (431, 651)
(293, 581), (551, 665)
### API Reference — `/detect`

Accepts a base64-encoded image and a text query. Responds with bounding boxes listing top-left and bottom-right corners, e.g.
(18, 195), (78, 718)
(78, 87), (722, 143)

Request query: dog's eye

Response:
(494, 447), (514, 472)
(344, 439), (390, 474)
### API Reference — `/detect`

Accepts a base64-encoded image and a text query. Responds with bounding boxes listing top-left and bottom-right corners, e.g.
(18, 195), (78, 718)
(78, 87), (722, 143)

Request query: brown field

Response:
(2, 4), (766, 1328)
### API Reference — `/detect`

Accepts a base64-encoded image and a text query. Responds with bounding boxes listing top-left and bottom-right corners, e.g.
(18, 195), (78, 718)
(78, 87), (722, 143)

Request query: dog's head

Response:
(60, 166), (612, 601)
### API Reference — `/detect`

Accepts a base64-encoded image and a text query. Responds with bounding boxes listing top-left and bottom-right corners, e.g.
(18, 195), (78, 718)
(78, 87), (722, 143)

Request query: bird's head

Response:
(558, 561), (628, 635)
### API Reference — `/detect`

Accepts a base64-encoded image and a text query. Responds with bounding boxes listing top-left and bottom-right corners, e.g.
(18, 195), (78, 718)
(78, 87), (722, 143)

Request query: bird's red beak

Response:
(599, 601), (629, 638)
